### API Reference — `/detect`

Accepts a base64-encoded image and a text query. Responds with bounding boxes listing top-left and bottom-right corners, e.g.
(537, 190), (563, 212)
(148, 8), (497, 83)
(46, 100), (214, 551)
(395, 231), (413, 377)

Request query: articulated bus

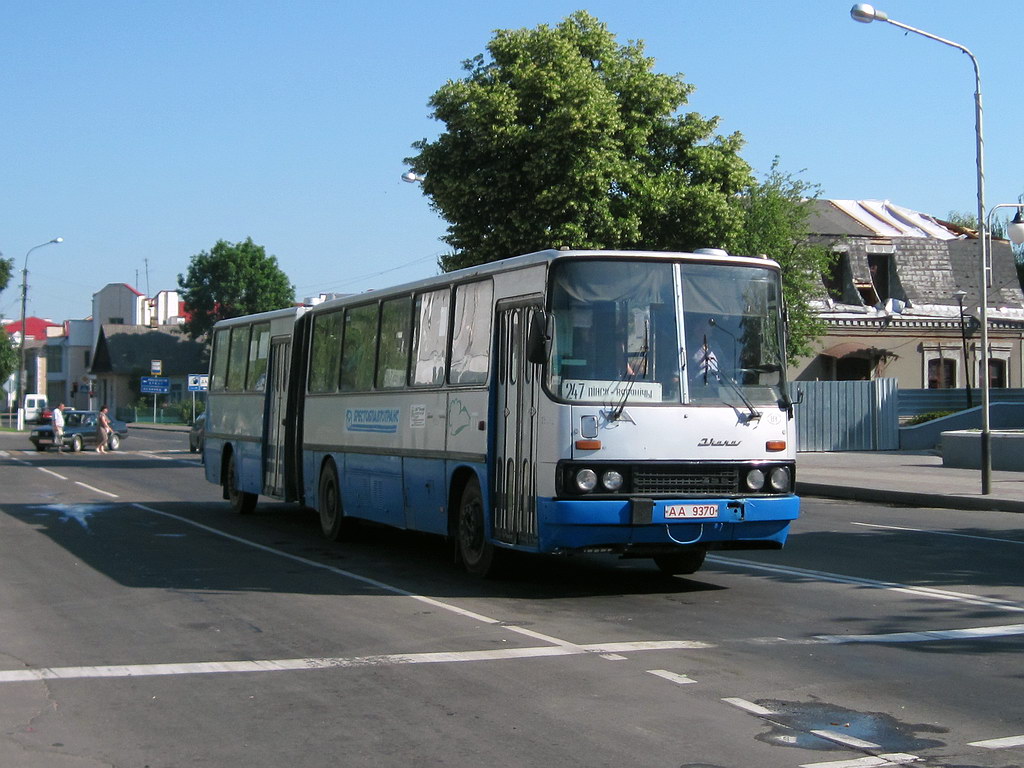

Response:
(203, 248), (800, 576)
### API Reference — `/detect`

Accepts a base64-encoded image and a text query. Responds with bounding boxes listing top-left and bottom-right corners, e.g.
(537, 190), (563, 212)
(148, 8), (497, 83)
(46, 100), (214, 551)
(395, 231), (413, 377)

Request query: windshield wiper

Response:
(608, 321), (649, 421)
(698, 335), (760, 422)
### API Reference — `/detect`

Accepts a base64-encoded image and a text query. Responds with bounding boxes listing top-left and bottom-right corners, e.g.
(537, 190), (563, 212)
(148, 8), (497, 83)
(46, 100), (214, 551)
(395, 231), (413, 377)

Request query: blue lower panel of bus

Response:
(534, 495), (800, 553)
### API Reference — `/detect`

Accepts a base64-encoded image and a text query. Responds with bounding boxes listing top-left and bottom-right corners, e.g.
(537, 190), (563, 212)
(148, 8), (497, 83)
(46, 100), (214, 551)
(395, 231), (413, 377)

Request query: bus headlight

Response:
(769, 466), (791, 492)
(601, 470), (624, 492)
(575, 468), (598, 493)
(745, 468), (765, 492)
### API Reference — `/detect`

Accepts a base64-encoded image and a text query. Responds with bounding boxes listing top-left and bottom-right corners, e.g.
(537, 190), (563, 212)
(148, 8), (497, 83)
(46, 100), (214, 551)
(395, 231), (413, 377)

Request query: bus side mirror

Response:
(526, 311), (551, 365)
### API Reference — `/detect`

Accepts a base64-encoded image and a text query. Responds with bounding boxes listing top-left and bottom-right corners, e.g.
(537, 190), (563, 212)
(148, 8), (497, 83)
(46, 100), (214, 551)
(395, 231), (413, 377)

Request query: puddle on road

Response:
(754, 699), (947, 752)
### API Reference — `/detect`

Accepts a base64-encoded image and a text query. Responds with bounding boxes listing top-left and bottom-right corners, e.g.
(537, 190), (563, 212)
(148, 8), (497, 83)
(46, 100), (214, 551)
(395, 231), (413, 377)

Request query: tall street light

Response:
(850, 4), (992, 493)
(16, 237), (63, 417)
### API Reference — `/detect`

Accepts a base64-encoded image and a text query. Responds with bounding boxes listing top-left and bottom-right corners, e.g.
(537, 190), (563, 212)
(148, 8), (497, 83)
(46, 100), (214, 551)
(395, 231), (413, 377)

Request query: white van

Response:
(22, 394), (48, 423)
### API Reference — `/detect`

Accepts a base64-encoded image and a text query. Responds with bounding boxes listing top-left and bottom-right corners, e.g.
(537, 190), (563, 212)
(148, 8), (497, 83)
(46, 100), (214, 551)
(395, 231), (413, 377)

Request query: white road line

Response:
(0, 640), (708, 684)
(708, 555), (1024, 614)
(800, 754), (920, 768)
(74, 481), (118, 498)
(969, 733), (1024, 749)
(647, 669), (697, 685)
(722, 697), (776, 716)
(37, 467), (67, 480)
(852, 522), (1024, 546)
(810, 730), (881, 749)
(814, 623), (1024, 645)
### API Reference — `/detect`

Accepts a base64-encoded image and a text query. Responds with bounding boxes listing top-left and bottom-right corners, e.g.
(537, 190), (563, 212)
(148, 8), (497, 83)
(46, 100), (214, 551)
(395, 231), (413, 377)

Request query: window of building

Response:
(984, 358), (1008, 388)
(822, 253), (847, 303)
(927, 358), (956, 389)
(867, 253), (891, 303)
(45, 346), (63, 373)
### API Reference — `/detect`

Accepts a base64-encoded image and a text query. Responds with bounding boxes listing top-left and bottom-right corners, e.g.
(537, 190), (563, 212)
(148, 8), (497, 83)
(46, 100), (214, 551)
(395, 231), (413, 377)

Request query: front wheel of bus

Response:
(653, 548), (706, 576)
(457, 476), (498, 577)
(225, 453), (257, 515)
(318, 461), (350, 541)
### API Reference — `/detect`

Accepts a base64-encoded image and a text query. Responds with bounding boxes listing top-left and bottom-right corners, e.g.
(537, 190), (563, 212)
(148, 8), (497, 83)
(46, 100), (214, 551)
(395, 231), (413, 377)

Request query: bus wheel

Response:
(225, 453), (257, 515)
(318, 461), (350, 541)
(457, 476), (498, 577)
(653, 549), (706, 576)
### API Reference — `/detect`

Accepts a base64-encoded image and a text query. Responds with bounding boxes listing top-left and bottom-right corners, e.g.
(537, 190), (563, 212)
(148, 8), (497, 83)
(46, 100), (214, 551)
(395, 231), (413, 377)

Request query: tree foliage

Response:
(734, 161), (834, 361)
(0, 256), (12, 296)
(406, 11), (753, 270)
(0, 333), (16, 385)
(407, 12), (827, 359)
(177, 238), (295, 340)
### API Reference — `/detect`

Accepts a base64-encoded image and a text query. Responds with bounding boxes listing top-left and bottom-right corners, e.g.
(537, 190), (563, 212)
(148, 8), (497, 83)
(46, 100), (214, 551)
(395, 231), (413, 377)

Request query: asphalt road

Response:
(1, 428), (1022, 768)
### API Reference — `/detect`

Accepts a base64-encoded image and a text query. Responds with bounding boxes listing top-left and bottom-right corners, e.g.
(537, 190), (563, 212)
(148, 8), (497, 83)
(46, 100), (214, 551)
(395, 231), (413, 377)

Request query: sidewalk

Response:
(797, 450), (1024, 513)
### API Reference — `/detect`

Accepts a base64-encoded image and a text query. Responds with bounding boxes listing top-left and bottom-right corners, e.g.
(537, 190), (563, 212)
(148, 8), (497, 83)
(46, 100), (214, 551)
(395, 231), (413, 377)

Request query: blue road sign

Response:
(140, 376), (170, 394)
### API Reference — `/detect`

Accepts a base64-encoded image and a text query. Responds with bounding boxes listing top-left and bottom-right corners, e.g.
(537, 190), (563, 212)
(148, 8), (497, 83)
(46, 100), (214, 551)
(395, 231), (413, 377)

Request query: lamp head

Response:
(1007, 208), (1024, 246)
(401, 171), (424, 184)
(53, 237), (63, 244)
(850, 3), (888, 23)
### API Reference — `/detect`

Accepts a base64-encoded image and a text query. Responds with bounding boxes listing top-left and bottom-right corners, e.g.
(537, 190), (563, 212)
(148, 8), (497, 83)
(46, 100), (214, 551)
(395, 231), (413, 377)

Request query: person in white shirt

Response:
(51, 403), (66, 452)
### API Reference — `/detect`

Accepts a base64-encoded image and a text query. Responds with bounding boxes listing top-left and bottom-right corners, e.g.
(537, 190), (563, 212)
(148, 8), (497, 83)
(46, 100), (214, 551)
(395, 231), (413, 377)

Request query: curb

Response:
(797, 482), (1024, 514)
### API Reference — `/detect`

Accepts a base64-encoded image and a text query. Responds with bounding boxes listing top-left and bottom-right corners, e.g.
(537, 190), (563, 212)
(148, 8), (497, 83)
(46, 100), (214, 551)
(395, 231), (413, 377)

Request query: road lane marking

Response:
(647, 669), (697, 685)
(37, 467), (67, 480)
(852, 522), (1024, 546)
(810, 730), (881, 749)
(708, 556), (1024, 614)
(0, 640), (711, 684)
(800, 755), (920, 768)
(813, 623), (1024, 645)
(74, 481), (118, 498)
(722, 698), (776, 716)
(969, 734), (1024, 749)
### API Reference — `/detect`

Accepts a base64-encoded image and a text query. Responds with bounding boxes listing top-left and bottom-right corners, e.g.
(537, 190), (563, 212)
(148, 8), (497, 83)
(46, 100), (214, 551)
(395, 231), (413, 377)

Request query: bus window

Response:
(411, 289), (449, 387)
(226, 325), (251, 392)
(246, 322), (271, 391)
(211, 328), (230, 391)
(376, 296), (412, 389)
(308, 311), (342, 393)
(449, 281), (493, 385)
(340, 303), (377, 392)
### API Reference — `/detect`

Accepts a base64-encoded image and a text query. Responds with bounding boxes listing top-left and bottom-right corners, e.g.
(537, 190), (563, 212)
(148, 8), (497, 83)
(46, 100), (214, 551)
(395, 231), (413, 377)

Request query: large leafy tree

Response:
(407, 11), (825, 358)
(0, 255), (15, 384)
(406, 11), (752, 270)
(177, 238), (295, 340)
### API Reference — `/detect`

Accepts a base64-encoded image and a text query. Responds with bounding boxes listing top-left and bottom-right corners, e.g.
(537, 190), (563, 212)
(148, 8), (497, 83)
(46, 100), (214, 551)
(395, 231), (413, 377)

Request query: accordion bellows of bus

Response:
(203, 248), (799, 577)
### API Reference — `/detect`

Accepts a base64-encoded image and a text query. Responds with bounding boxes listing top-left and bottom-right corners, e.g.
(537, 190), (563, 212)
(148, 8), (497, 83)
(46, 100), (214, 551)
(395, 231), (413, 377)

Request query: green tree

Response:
(177, 238), (295, 340)
(0, 254), (15, 384)
(734, 161), (835, 361)
(407, 11), (825, 358)
(406, 11), (753, 270)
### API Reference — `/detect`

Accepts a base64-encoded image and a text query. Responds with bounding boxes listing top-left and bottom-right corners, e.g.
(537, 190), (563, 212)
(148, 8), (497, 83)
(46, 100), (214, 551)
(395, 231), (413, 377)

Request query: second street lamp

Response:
(850, 4), (992, 494)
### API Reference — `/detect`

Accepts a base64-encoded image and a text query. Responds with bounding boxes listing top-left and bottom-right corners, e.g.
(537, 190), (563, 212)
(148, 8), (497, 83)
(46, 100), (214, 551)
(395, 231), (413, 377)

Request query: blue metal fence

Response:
(793, 379), (899, 452)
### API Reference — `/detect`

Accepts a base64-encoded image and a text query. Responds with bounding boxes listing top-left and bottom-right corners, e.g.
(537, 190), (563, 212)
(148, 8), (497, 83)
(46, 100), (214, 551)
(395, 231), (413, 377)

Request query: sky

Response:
(3, 1), (1023, 324)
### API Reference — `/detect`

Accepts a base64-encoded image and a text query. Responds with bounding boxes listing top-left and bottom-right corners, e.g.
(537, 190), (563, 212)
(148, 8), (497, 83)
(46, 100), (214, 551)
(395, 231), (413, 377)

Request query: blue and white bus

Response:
(203, 248), (799, 576)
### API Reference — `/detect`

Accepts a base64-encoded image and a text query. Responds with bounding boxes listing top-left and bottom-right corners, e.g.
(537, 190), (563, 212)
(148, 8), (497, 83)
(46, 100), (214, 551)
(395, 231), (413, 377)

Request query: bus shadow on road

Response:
(0, 500), (727, 601)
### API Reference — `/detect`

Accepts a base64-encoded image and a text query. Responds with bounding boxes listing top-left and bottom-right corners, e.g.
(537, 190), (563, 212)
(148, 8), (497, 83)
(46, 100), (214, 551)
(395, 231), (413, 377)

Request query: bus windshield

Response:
(548, 258), (786, 408)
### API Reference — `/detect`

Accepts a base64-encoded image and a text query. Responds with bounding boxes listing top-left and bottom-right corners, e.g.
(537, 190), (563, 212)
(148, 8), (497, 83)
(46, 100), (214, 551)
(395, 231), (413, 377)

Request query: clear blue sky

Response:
(3, 1), (1022, 323)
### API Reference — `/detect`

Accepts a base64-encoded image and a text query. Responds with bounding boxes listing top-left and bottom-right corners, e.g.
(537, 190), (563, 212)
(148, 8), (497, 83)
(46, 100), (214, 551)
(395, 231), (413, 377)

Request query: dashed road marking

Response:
(37, 467), (67, 480)
(969, 733), (1024, 749)
(799, 755), (920, 768)
(851, 521), (1024, 546)
(74, 481), (118, 498)
(647, 669), (697, 685)
(810, 730), (881, 749)
(722, 697), (776, 716)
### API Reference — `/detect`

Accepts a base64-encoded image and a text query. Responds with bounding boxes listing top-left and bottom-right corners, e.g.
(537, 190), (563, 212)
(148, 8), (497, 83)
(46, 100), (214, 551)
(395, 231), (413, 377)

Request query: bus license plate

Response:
(664, 504), (719, 519)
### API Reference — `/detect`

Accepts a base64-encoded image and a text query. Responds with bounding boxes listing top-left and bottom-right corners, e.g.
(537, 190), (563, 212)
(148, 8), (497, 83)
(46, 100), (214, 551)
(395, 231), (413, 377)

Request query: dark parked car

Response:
(189, 413), (206, 454)
(29, 410), (129, 452)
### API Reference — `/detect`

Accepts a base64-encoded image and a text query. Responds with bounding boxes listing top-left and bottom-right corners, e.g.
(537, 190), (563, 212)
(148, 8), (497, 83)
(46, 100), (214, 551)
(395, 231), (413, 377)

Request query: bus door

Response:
(493, 300), (541, 547)
(264, 337), (290, 498)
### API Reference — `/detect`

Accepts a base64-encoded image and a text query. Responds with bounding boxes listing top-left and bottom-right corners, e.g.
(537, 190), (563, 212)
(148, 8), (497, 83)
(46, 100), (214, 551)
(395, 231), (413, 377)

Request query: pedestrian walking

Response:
(52, 403), (66, 452)
(96, 405), (112, 453)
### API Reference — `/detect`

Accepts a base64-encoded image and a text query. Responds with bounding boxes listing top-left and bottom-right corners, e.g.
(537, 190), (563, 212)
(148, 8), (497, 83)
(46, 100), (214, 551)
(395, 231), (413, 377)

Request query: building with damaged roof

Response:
(790, 199), (1024, 389)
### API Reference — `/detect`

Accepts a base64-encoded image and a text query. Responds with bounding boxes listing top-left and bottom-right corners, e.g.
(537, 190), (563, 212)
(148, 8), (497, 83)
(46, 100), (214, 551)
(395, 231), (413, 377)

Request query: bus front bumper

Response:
(534, 495), (800, 554)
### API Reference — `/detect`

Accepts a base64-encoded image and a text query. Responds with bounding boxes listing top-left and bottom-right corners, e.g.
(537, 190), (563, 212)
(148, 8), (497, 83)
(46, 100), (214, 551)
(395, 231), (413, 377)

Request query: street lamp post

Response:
(953, 289), (972, 409)
(850, 4), (992, 493)
(15, 237), (63, 420)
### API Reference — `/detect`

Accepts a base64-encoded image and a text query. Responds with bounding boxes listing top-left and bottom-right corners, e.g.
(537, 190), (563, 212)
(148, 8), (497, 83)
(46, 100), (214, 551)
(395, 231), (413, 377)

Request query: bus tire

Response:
(653, 549), (706, 576)
(225, 452), (257, 515)
(318, 461), (350, 541)
(457, 475), (499, 577)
